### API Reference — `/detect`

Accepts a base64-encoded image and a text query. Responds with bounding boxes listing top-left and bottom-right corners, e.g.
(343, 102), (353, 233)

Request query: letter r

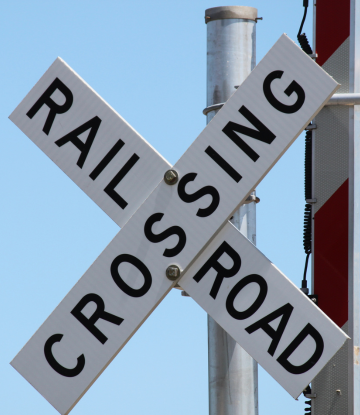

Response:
(27, 77), (73, 135)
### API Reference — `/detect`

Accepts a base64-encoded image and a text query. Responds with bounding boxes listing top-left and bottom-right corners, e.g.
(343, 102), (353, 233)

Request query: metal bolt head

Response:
(164, 169), (178, 185)
(166, 265), (181, 281)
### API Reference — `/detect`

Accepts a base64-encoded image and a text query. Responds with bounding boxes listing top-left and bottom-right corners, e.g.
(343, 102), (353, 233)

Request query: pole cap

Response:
(205, 6), (258, 23)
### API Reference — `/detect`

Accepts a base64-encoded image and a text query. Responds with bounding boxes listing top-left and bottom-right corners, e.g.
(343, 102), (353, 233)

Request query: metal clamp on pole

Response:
(243, 193), (260, 204)
(203, 103), (224, 116)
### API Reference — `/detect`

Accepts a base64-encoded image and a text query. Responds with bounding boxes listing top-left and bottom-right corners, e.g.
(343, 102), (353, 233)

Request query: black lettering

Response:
(177, 172), (220, 217)
(226, 274), (268, 320)
(104, 154), (139, 209)
(263, 70), (305, 114)
(245, 303), (294, 356)
(222, 106), (276, 163)
(27, 78), (73, 135)
(193, 241), (241, 299)
(44, 333), (85, 377)
(71, 293), (124, 344)
(111, 254), (152, 297)
(144, 213), (186, 257)
(205, 146), (242, 183)
(55, 116), (101, 168)
(277, 323), (324, 374)
(89, 139), (125, 180)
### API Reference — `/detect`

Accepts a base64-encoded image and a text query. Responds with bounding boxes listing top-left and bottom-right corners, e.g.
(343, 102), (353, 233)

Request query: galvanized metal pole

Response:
(204, 6), (258, 415)
(348, 1), (360, 413)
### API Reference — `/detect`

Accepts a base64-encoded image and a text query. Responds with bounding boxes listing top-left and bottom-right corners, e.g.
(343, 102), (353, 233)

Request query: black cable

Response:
(298, 0), (313, 297)
(303, 385), (312, 414)
(301, 131), (312, 294)
(297, 0), (313, 55)
(298, 0), (308, 36)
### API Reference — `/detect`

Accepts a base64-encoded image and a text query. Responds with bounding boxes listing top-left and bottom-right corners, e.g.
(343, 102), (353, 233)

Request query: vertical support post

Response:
(348, 1), (360, 413)
(311, 0), (360, 414)
(204, 6), (258, 415)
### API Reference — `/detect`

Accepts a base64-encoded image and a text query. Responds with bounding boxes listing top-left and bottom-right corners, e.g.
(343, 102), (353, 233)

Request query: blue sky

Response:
(1, 1), (313, 414)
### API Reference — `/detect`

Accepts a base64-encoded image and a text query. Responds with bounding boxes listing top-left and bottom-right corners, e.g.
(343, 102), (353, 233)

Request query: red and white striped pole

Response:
(311, 0), (360, 413)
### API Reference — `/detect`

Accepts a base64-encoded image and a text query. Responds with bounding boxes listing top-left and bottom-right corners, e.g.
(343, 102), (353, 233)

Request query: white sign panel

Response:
(9, 58), (170, 228)
(11, 34), (339, 414)
(179, 222), (349, 398)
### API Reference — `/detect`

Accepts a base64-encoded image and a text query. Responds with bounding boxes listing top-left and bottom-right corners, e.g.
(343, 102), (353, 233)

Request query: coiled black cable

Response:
(298, 14), (318, 414)
(298, 0), (314, 297)
(298, 6), (316, 411)
(303, 203), (312, 290)
(303, 130), (313, 285)
(303, 385), (312, 414)
(298, 34), (313, 55)
(304, 400), (312, 413)
(303, 205), (312, 256)
(297, 0), (313, 56)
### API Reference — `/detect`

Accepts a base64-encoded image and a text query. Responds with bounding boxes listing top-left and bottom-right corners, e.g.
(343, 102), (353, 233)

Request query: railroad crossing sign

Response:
(9, 34), (347, 415)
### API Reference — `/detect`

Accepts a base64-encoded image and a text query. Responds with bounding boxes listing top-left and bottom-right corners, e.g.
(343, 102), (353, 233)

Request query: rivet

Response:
(166, 265), (181, 281)
(164, 169), (179, 185)
(336, 389), (341, 395)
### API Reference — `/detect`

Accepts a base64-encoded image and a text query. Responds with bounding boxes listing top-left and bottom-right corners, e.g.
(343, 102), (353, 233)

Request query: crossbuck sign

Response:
(10, 35), (348, 415)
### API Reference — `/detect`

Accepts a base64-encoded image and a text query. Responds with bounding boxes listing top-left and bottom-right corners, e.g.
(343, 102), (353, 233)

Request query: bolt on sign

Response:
(9, 34), (348, 414)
